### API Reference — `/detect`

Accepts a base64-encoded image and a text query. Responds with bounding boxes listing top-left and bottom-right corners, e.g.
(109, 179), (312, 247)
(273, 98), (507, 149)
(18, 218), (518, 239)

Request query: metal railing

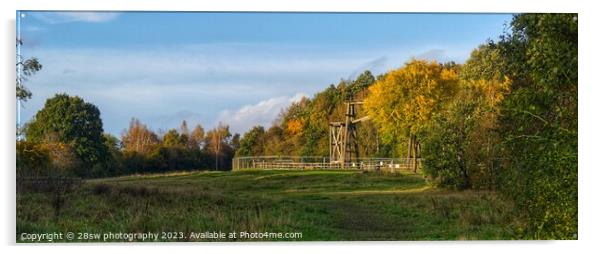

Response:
(232, 156), (421, 172)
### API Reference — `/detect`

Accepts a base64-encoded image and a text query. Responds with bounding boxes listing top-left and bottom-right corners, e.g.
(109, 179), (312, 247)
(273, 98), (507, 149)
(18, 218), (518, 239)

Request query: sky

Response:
(17, 11), (513, 136)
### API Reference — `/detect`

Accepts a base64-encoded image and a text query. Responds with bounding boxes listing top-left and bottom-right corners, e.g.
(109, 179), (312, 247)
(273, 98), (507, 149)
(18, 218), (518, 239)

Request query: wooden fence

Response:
(232, 156), (420, 172)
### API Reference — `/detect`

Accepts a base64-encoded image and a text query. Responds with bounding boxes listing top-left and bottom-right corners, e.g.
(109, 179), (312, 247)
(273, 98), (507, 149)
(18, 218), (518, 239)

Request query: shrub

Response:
(16, 141), (50, 178)
(421, 88), (502, 190)
(17, 141), (80, 178)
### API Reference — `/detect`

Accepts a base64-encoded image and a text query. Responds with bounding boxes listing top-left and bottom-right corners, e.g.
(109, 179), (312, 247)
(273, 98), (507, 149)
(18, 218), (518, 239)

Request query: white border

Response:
(2, 1), (599, 254)
(5, 0), (582, 13)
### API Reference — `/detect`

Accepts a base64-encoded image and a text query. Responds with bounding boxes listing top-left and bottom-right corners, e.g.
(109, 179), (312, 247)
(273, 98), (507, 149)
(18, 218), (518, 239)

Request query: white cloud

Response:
(30, 12), (120, 24)
(348, 56), (388, 80)
(412, 47), (475, 64)
(413, 49), (448, 62)
(21, 42), (475, 135)
(22, 44), (375, 135)
(23, 25), (44, 32)
(216, 93), (307, 134)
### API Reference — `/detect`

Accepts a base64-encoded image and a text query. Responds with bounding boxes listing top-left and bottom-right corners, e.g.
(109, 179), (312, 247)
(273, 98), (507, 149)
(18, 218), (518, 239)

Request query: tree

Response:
(163, 129), (184, 147)
(364, 60), (460, 171)
(461, 43), (505, 82)
(421, 44), (511, 190)
(16, 39), (43, 139)
(189, 124), (205, 149)
(263, 126), (285, 156)
(16, 39), (42, 102)
(179, 120), (190, 137)
(240, 70), (379, 158)
(205, 122), (231, 170)
(231, 133), (241, 152)
(421, 80), (508, 190)
(16, 58), (42, 101)
(237, 126), (266, 156)
(422, 94), (477, 189)
(348, 70), (375, 97)
(103, 133), (123, 176)
(26, 94), (108, 177)
(495, 13), (577, 239)
(121, 118), (159, 154)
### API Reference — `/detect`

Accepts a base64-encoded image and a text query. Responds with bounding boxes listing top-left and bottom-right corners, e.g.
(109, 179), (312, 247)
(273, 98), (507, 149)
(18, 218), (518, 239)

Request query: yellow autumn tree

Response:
(364, 59), (460, 171)
(420, 44), (511, 189)
(286, 119), (304, 136)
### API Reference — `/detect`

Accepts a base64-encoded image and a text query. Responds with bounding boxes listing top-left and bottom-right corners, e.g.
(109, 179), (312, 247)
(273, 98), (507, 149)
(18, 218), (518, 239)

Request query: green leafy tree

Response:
(422, 82), (508, 190)
(237, 126), (266, 156)
(422, 43), (511, 190)
(26, 94), (109, 177)
(163, 129), (185, 147)
(16, 39), (43, 139)
(231, 133), (241, 152)
(263, 126), (285, 156)
(348, 70), (375, 97)
(102, 133), (123, 176)
(495, 13), (577, 239)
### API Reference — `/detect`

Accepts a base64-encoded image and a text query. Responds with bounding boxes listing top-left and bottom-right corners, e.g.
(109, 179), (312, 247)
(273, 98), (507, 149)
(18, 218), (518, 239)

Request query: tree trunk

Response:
(412, 135), (418, 173)
(407, 134), (419, 173)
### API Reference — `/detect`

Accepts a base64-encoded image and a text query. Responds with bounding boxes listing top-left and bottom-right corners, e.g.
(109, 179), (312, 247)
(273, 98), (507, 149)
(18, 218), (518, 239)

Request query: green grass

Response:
(16, 170), (518, 242)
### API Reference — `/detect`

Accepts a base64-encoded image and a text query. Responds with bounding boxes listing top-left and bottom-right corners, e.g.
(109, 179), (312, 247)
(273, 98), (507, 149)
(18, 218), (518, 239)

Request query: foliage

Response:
(421, 84), (507, 190)
(460, 43), (505, 82)
(421, 43), (511, 190)
(121, 118), (160, 154)
(365, 60), (459, 137)
(495, 13), (577, 239)
(163, 129), (186, 147)
(204, 122), (234, 170)
(103, 133), (124, 176)
(348, 70), (376, 97)
(118, 120), (237, 173)
(237, 126), (266, 156)
(16, 37), (43, 101)
(188, 124), (206, 149)
(17, 141), (51, 178)
(237, 71), (380, 158)
(17, 141), (82, 178)
(25, 94), (109, 177)
(418, 14), (577, 239)
(146, 145), (205, 172)
(364, 60), (460, 159)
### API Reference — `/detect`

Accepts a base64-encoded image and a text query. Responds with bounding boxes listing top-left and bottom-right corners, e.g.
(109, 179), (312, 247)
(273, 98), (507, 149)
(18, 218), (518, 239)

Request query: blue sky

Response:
(17, 11), (512, 136)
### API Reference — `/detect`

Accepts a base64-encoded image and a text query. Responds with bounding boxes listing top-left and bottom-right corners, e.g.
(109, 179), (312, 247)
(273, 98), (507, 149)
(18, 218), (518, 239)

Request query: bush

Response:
(17, 141), (80, 178)
(17, 141), (50, 178)
(421, 89), (502, 190)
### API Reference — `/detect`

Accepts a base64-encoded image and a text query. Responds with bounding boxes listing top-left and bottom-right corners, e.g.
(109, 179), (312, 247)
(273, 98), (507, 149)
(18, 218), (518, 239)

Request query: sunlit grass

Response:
(17, 169), (517, 241)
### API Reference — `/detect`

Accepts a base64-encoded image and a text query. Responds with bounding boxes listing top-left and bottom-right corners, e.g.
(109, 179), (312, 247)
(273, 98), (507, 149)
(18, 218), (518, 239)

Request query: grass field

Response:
(17, 170), (518, 242)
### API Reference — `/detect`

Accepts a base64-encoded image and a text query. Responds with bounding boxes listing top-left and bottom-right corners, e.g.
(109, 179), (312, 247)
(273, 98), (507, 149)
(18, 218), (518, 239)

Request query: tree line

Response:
(17, 94), (240, 178)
